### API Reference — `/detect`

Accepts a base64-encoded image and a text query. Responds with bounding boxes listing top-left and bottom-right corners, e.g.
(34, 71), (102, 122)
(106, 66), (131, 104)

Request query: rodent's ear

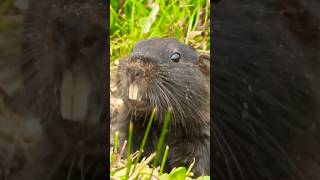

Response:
(195, 54), (210, 75)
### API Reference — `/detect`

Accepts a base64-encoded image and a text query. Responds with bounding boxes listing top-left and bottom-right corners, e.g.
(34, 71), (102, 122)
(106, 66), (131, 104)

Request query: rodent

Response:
(112, 38), (210, 177)
(5, 0), (108, 179)
(213, 0), (320, 180)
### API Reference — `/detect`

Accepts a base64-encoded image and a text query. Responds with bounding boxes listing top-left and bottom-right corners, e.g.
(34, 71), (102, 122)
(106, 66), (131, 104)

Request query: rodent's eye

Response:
(170, 52), (181, 62)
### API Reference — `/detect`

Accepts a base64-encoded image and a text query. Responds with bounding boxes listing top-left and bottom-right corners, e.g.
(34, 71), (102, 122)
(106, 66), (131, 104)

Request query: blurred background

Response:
(110, 0), (210, 63)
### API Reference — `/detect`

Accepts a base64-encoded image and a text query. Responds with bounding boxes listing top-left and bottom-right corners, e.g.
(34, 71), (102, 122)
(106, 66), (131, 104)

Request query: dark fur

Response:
(6, 0), (107, 179)
(113, 38), (210, 176)
(213, 0), (320, 180)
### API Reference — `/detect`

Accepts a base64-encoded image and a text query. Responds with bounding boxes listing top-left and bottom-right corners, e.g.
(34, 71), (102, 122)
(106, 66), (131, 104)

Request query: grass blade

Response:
(159, 145), (169, 175)
(153, 109), (171, 167)
(125, 121), (133, 178)
(133, 108), (156, 172)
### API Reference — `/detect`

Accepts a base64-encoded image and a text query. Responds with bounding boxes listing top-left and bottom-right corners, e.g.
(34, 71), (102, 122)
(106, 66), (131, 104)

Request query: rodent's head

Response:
(14, 0), (107, 178)
(21, 0), (107, 124)
(117, 38), (210, 125)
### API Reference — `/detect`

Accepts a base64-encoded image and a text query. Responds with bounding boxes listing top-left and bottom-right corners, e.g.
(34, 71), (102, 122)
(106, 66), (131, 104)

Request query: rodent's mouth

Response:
(128, 83), (142, 101)
(60, 70), (92, 121)
(60, 69), (103, 124)
(125, 82), (152, 110)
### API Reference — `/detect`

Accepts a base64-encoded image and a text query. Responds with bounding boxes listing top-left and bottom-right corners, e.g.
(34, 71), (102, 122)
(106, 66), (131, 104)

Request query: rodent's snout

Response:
(125, 66), (144, 102)
(121, 56), (158, 103)
(127, 67), (143, 83)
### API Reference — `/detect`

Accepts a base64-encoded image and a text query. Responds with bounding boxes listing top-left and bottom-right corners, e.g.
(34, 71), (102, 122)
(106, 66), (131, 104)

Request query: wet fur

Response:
(213, 0), (320, 180)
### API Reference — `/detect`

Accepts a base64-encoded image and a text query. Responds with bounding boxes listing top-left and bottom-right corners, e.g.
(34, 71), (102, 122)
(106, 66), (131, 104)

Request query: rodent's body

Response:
(5, 0), (107, 179)
(214, 1), (320, 180)
(113, 38), (210, 176)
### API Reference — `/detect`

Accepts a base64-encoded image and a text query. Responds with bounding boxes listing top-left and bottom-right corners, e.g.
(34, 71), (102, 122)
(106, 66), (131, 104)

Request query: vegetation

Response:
(110, 0), (210, 63)
(110, 110), (210, 180)
(0, 0), (14, 12)
(0, 0), (22, 32)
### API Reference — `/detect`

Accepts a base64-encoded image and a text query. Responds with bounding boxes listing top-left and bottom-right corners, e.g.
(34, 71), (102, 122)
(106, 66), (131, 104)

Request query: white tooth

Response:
(128, 84), (133, 100)
(128, 84), (139, 100)
(60, 71), (92, 122)
(138, 93), (142, 101)
(60, 70), (73, 120)
(73, 73), (92, 121)
(132, 84), (138, 100)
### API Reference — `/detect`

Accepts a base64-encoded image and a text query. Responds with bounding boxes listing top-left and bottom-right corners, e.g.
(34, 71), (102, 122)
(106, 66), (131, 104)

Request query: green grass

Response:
(110, 109), (210, 179)
(110, 0), (210, 63)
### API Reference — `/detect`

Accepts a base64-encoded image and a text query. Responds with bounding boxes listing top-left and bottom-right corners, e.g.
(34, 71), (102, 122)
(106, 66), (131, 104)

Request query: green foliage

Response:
(110, 0), (210, 63)
(0, 0), (20, 32)
(152, 109), (171, 168)
(0, 0), (14, 11)
(110, 109), (210, 179)
(161, 167), (187, 179)
(132, 109), (156, 172)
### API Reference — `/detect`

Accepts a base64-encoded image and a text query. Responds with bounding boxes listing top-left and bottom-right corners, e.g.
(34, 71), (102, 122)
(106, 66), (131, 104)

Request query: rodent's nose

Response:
(127, 68), (143, 82)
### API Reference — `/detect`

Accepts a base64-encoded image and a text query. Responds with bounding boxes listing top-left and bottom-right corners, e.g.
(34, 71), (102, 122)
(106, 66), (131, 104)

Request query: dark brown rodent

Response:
(6, 0), (107, 179)
(113, 38), (210, 177)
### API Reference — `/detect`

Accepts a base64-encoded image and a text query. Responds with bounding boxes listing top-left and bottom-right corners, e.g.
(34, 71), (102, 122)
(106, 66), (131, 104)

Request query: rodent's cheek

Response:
(138, 79), (149, 94)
